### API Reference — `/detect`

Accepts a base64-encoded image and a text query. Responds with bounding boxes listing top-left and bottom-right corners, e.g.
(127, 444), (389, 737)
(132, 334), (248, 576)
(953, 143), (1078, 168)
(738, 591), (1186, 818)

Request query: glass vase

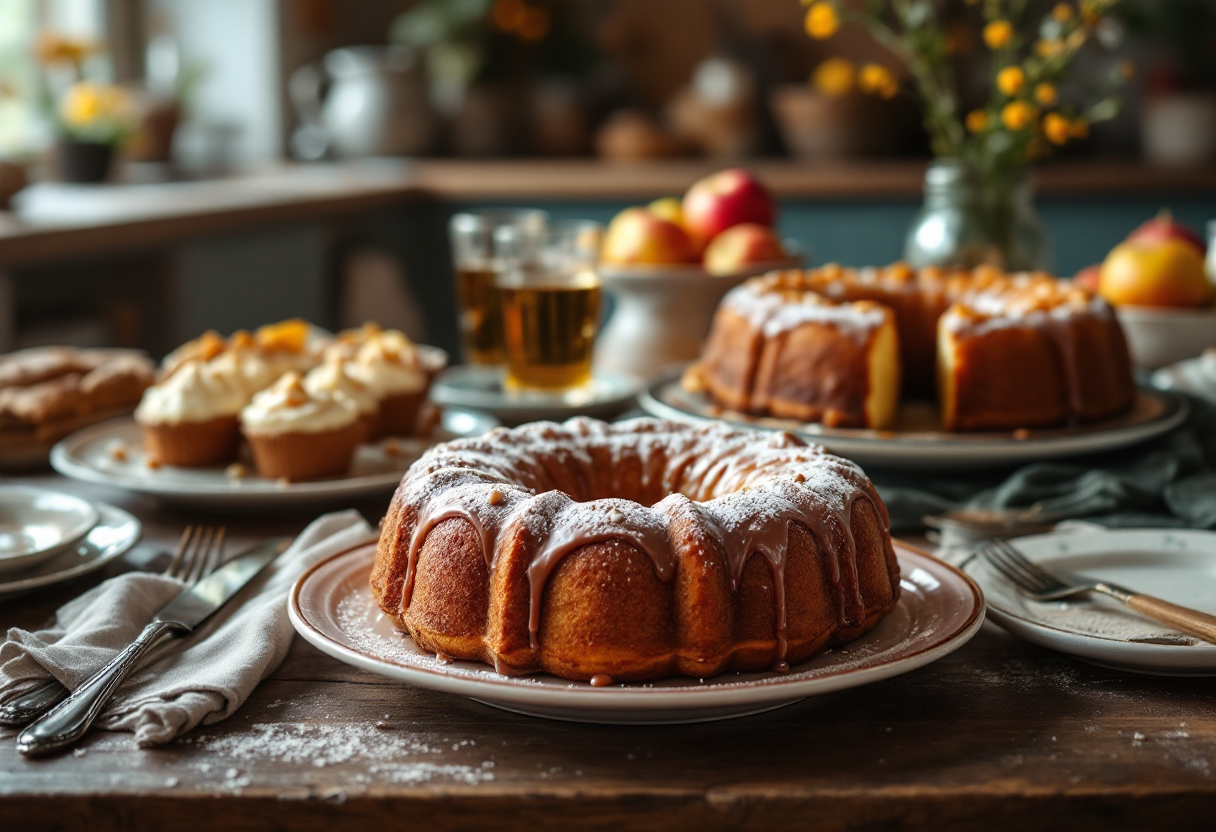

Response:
(903, 160), (1050, 272)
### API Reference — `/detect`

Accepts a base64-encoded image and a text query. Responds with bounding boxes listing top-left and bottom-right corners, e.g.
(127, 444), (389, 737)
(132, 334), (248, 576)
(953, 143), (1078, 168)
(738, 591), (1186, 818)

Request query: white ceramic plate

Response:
(963, 528), (1216, 676)
(0, 486), (99, 576)
(641, 371), (1188, 472)
(49, 409), (498, 512)
(289, 541), (983, 724)
(0, 502), (141, 599)
(431, 365), (644, 426)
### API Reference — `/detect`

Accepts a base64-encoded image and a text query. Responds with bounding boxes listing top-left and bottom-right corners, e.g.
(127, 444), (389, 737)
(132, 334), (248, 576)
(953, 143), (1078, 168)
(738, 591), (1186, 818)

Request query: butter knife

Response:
(16, 536), (290, 756)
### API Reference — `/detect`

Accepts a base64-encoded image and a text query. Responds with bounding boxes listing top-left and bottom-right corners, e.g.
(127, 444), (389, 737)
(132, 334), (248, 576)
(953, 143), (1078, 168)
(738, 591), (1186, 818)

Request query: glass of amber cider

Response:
(449, 209), (548, 365)
(494, 220), (604, 392)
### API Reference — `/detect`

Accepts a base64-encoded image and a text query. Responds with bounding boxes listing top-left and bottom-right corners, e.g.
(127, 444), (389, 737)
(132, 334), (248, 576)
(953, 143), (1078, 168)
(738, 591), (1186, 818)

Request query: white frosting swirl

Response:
(240, 372), (359, 436)
(347, 330), (427, 396)
(303, 356), (379, 415)
(135, 359), (248, 424)
(207, 348), (282, 398)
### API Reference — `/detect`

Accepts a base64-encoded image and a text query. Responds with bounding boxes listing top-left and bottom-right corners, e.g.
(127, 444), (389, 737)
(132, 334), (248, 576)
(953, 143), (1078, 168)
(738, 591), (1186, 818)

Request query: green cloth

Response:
(874, 393), (1216, 532)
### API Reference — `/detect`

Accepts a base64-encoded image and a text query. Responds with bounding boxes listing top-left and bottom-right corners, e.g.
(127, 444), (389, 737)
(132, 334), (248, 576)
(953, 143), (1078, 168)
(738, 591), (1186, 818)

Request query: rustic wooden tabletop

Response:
(2, 474), (1214, 831)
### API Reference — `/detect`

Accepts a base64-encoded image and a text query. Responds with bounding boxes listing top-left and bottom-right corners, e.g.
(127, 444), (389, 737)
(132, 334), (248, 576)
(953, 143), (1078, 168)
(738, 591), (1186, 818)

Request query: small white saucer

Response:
(0, 486), (99, 577)
(431, 365), (644, 426)
(290, 541), (983, 724)
(963, 528), (1216, 676)
(0, 502), (141, 599)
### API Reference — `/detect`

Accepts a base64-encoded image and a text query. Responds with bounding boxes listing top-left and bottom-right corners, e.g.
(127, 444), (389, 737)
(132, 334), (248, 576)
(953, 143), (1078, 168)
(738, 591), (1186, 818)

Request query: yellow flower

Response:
(1043, 112), (1071, 145)
(997, 66), (1025, 96)
(1052, 3), (1074, 22)
(36, 32), (95, 66)
(858, 63), (898, 99)
(1036, 38), (1064, 58)
(805, 3), (840, 40)
(60, 82), (130, 131)
(1035, 83), (1058, 106)
(966, 110), (989, 133)
(1001, 101), (1036, 130)
(1080, 1), (1101, 26)
(983, 20), (1014, 50)
(1070, 119), (1090, 139)
(812, 57), (856, 97)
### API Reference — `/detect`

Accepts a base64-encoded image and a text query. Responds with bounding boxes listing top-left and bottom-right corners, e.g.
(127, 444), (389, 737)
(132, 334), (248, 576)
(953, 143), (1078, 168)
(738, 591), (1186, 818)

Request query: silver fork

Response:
(0, 525), (226, 726)
(980, 537), (1216, 646)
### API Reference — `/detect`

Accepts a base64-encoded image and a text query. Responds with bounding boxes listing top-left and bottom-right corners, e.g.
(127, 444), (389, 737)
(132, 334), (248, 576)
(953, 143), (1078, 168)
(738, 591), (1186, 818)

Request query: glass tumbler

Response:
(494, 220), (604, 391)
(449, 209), (548, 365)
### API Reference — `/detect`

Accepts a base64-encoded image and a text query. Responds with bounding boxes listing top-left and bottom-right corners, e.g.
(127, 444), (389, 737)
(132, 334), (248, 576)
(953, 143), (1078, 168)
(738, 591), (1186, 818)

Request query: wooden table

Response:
(2, 473), (1215, 831)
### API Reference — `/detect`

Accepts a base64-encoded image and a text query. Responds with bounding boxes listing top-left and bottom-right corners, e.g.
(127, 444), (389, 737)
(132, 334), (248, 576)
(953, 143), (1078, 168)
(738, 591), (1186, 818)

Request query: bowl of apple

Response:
(1078, 212), (1216, 370)
(595, 168), (802, 380)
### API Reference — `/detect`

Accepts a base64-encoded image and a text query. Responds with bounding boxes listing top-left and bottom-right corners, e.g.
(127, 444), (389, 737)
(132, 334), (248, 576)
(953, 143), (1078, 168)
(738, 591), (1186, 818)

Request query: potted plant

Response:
(802, 0), (1127, 270)
(53, 81), (135, 183)
(390, 0), (564, 156)
(772, 55), (905, 159)
(35, 33), (134, 183)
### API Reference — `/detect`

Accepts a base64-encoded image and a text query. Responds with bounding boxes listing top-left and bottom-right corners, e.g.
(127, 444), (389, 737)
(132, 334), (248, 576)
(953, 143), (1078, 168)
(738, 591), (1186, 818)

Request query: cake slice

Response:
(698, 275), (902, 429)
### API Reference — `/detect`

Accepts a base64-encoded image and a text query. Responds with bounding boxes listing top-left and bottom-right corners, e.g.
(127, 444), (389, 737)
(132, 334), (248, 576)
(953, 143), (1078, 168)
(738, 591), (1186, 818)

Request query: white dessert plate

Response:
(0, 502), (141, 599)
(431, 365), (644, 426)
(49, 409), (498, 512)
(0, 486), (99, 576)
(289, 541), (983, 724)
(963, 528), (1216, 676)
(641, 371), (1188, 472)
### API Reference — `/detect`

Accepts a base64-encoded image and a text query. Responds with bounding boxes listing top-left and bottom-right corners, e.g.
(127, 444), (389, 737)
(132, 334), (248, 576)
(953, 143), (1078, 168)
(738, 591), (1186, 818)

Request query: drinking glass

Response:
(449, 209), (548, 365)
(494, 220), (604, 391)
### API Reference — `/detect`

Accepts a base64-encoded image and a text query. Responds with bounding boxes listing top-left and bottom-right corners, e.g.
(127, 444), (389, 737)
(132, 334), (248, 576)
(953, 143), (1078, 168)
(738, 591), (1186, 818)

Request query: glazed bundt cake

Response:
(694, 264), (1136, 431)
(371, 417), (901, 682)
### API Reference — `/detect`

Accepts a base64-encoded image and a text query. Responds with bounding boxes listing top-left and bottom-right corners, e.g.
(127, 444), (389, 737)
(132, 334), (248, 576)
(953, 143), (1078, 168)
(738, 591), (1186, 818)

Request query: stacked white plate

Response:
(0, 485), (141, 599)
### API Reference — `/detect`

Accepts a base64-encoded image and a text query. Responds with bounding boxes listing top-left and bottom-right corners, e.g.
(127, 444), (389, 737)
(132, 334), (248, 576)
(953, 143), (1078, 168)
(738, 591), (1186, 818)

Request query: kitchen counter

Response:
(3, 159), (1216, 269)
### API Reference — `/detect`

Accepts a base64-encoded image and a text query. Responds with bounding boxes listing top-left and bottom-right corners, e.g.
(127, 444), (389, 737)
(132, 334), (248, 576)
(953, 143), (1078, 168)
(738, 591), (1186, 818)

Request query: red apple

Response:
(682, 168), (776, 251)
(1099, 238), (1213, 308)
(703, 224), (787, 275)
(1127, 209), (1206, 255)
(600, 207), (698, 266)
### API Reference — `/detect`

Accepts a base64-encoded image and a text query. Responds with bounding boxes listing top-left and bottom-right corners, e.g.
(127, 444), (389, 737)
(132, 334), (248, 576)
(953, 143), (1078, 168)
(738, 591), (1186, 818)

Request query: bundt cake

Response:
(693, 264), (1136, 431)
(372, 417), (901, 682)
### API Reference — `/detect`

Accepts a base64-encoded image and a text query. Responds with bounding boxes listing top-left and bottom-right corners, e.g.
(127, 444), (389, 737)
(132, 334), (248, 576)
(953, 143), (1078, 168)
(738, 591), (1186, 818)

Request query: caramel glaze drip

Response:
(398, 418), (888, 670)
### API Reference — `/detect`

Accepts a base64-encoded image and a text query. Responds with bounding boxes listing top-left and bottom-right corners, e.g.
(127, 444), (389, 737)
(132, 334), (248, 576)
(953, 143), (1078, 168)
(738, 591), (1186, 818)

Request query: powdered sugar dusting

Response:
(384, 416), (889, 674)
(187, 723), (495, 786)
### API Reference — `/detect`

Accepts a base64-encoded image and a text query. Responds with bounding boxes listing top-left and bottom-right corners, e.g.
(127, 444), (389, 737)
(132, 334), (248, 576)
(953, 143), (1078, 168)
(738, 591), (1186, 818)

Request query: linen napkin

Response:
(0, 509), (376, 747)
(874, 391), (1216, 533)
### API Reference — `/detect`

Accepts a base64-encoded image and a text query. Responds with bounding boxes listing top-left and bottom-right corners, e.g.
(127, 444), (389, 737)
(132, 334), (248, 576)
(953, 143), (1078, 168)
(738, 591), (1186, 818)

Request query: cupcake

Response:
(323, 322), (383, 362)
(347, 330), (446, 438)
(240, 372), (362, 481)
(135, 359), (247, 467)
(255, 319), (327, 377)
(159, 330), (227, 379)
(303, 355), (380, 442)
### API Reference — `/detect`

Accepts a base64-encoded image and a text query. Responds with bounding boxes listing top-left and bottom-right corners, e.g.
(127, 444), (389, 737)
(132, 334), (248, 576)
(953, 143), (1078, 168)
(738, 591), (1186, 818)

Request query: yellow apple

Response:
(647, 197), (685, 228)
(1099, 239), (1213, 308)
(600, 207), (698, 266)
(703, 223), (787, 276)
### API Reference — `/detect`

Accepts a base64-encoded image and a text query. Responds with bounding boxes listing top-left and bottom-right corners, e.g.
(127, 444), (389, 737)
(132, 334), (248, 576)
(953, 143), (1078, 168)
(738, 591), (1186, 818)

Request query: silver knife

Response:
(16, 536), (290, 756)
